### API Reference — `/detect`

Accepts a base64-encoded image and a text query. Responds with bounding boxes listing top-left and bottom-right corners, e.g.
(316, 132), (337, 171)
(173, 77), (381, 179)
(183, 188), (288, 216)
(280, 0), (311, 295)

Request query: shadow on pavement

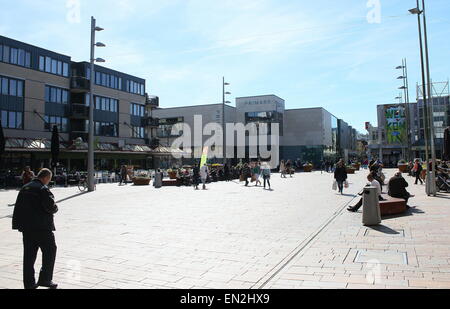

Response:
(435, 193), (450, 199)
(367, 224), (401, 235)
(55, 192), (89, 204)
(382, 206), (425, 220)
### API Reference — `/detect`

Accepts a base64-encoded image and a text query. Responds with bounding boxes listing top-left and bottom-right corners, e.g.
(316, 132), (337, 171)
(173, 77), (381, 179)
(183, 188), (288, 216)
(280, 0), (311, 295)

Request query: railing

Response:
(145, 95), (159, 107)
(142, 117), (160, 127)
(70, 76), (90, 92)
(70, 103), (90, 119)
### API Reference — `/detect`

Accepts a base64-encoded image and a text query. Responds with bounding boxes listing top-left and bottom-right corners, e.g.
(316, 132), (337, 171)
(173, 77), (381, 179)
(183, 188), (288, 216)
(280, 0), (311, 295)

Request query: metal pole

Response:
(88, 16), (96, 192)
(415, 0), (430, 195)
(422, 0), (437, 196)
(404, 58), (412, 161)
(222, 77), (226, 165)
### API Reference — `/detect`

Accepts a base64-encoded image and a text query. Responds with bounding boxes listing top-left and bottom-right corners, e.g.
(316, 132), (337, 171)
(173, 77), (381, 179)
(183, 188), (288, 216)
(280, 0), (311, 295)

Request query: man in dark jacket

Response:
(388, 172), (414, 206)
(12, 168), (58, 289)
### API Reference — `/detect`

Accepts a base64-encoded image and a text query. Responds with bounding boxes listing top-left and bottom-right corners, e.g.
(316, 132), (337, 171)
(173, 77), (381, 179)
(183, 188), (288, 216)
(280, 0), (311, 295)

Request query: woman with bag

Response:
(261, 162), (272, 190)
(334, 159), (348, 195)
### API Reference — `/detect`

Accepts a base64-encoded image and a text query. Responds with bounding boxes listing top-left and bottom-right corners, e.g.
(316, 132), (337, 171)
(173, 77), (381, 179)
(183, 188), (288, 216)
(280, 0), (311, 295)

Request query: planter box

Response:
(346, 168), (356, 174)
(168, 171), (177, 179)
(398, 164), (408, 173)
(132, 178), (151, 186)
(352, 163), (361, 171)
(303, 166), (313, 173)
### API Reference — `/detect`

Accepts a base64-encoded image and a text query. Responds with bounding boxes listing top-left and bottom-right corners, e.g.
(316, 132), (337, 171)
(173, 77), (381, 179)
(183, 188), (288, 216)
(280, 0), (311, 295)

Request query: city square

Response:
(1, 168), (449, 289)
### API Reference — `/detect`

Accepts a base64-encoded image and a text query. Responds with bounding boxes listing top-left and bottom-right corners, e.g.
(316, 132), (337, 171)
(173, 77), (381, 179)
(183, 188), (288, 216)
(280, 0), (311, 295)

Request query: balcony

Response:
(69, 104), (90, 120)
(69, 131), (89, 142)
(142, 117), (160, 128)
(70, 76), (90, 93)
(145, 94), (159, 108)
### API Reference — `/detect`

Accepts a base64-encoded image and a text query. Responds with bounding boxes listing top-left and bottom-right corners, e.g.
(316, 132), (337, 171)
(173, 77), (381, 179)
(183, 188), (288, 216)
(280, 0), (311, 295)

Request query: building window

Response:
(38, 55), (69, 77)
(0, 76), (24, 98)
(95, 122), (118, 137)
(132, 126), (145, 138)
(126, 80), (145, 95)
(94, 95), (118, 112)
(0, 110), (23, 129)
(45, 85), (69, 104)
(130, 103), (145, 117)
(44, 115), (69, 132)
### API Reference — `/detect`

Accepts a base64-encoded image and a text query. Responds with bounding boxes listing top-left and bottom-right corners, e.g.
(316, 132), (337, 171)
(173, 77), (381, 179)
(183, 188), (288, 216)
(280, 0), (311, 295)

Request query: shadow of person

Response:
(367, 224), (401, 235)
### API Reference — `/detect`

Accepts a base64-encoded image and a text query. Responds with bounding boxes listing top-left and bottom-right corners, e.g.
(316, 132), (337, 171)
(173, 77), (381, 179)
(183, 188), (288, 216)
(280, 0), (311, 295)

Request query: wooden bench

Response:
(379, 194), (407, 216)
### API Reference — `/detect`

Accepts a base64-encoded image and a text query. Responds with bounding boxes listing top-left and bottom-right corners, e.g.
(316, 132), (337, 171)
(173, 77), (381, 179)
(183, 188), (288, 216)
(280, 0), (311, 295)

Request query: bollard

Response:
(154, 172), (163, 189)
(362, 186), (381, 226)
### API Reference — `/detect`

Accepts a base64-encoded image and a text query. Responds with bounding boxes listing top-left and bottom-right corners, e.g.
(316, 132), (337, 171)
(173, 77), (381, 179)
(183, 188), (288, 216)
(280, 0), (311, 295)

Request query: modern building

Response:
(153, 94), (358, 167)
(0, 35), (162, 173)
(366, 82), (450, 165)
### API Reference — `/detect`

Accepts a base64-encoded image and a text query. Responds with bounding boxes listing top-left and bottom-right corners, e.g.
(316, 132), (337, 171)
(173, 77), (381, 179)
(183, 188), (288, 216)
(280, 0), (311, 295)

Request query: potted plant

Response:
(397, 159), (408, 173)
(303, 163), (313, 172)
(132, 171), (151, 186)
(167, 169), (178, 179)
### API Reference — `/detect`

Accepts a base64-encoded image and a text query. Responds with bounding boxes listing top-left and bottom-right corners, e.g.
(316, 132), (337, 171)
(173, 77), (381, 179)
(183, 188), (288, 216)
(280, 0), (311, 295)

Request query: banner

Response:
(200, 146), (209, 167)
(385, 105), (406, 145)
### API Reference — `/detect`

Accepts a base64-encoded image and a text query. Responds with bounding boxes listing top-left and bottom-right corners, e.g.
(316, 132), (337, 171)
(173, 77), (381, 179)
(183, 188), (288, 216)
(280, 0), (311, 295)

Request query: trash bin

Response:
(154, 172), (163, 189)
(362, 186), (381, 226)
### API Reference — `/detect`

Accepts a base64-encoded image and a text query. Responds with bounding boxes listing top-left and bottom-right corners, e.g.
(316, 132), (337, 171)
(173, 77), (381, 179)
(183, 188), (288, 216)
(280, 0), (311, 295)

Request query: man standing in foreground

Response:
(12, 168), (59, 289)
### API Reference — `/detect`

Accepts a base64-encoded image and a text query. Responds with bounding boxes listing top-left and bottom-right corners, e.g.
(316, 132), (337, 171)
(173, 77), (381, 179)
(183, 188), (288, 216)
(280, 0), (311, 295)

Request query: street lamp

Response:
(222, 77), (231, 164)
(87, 16), (106, 192)
(409, 0), (437, 196)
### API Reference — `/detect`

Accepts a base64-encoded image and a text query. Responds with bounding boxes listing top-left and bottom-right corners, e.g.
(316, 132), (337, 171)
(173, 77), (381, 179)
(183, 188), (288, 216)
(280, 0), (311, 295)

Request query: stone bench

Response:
(379, 194), (407, 216)
(162, 179), (180, 187)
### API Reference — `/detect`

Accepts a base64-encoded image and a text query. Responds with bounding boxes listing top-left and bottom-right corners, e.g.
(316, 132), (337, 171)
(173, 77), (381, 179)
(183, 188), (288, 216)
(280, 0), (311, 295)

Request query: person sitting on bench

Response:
(388, 172), (414, 208)
(348, 174), (384, 212)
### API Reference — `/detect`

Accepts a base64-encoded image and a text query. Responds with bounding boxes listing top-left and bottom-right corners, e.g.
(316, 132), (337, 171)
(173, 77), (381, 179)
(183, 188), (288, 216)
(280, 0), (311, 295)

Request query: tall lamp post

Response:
(397, 58), (412, 161)
(222, 77), (231, 165)
(409, 0), (436, 196)
(88, 16), (106, 192)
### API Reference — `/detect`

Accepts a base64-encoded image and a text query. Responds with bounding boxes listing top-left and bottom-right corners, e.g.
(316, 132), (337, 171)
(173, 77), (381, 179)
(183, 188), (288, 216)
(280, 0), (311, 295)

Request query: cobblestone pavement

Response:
(266, 170), (450, 289)
(1, 169), (448, 289)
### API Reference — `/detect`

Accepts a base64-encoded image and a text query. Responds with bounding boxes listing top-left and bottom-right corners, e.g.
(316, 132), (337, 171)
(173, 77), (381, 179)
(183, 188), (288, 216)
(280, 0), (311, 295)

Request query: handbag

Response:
(344, 180), (349, 188)
(332, 180), (337, 191)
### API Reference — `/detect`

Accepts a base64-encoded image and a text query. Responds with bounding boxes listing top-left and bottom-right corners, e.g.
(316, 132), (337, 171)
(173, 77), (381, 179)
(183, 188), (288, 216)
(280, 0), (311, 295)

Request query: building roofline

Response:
(236, 94), (285, 101)
(73, 61), (145, 82)
(155, 103), (237, 111)
(0, 35), (71, 59)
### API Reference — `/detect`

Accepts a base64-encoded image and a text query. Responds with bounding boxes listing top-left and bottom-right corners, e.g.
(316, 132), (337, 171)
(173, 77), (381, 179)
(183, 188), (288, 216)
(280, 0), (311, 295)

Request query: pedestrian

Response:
(347, 174), (384, 212)
(334, 159), (348, 195)
(200, 163), (209, 190)
(21, 166), (35, 185)
(12, 168), (58, 289)
(413, 159), (423, 185)
(252, 161), (262, 186)
(224, 164), (231, 182)
(286, 160), (293, 177)
(193, 164), (200, 190)
(119, 165), (128, 186)
(261, 162), (272, 190)
(320, 161), (326, 174)
(279, 160), (286, 178)
(241, 163), (252, 186)
(388, 172), (414, 207)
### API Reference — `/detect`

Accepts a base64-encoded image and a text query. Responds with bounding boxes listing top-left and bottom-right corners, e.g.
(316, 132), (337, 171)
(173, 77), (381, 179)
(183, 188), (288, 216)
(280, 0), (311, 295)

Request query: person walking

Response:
(224, 164), (231, 182)
(119, 165), (128, 186)
(241, 163), (252, 186)
(286, 160), (293, 177)
(12, 168), (58, 289)
(334, 159), (348, 195)
(200, 163), (209, 190)
(192, 164), (200, 190)
(279, 160), (286, 178)
(21, 166), (35, 186)
(261, 162), (272, 190)
(413, 159), (423, 185)
(252, 162), (262, 186)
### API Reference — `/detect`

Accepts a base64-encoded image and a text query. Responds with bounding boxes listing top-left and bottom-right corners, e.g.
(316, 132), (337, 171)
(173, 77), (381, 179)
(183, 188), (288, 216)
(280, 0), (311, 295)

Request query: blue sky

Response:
(1, 0), (449, 131)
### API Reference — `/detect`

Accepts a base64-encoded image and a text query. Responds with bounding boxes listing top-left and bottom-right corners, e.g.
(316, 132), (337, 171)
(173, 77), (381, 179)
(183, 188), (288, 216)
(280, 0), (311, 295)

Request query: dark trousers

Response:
(22, 231), (57, 289)
(119, 174), (127, 185)
(263, 176), (271, 188)
(415, 172), (423, 184)
(337, 180), (344, 193)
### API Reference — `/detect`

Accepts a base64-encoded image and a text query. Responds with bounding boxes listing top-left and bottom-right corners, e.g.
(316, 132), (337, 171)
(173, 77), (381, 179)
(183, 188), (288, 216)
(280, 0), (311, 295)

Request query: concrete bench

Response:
(379, 194), (407, 216)
(162, 179), (180, 187)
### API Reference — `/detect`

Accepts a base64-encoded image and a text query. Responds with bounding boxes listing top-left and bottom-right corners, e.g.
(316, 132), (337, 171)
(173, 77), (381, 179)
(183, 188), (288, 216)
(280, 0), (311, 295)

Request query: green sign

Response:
(385, 106), (406, 145)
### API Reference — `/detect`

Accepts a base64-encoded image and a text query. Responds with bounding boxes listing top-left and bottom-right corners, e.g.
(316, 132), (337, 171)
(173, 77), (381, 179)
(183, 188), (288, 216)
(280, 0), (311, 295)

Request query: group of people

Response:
(239, 161), (272, 189)
(279, 160), (294, 178)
